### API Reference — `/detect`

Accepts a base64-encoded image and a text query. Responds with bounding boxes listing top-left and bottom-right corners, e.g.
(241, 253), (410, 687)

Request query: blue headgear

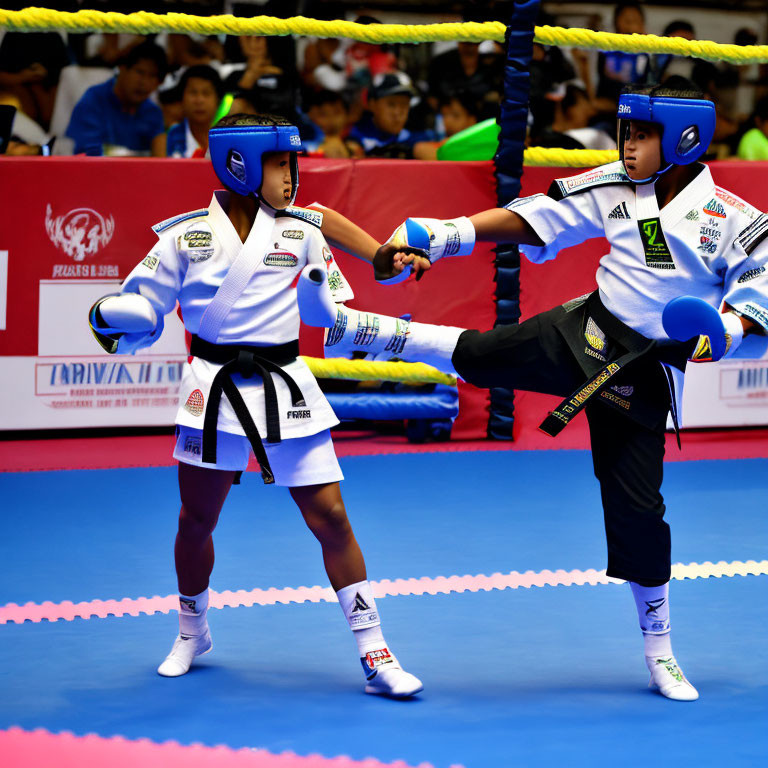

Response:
(617, 92), (716, 183)
(208, 122), (302, 204)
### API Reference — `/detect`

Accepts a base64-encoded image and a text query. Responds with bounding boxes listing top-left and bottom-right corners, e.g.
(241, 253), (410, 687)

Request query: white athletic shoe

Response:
(157, 630), (212, 677)
(361, 647), (423, 698)
(646, 655), (699, 701)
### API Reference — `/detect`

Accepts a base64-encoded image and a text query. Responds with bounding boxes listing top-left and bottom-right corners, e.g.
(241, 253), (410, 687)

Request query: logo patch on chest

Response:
(180, 222), (215, 262)
(638, 217), (675, 270)
(264, 251), (299, 267)
(281, 229), (304, 240)
(703, 198), (726, 219)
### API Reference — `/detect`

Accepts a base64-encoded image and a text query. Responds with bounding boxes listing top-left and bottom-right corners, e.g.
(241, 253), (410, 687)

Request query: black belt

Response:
(539, 293), (657, 438)
(189, 335), (305, 484)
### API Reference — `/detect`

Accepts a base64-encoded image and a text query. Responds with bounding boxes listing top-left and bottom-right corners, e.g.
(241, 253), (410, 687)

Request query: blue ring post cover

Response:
(662, 296), (727, 361)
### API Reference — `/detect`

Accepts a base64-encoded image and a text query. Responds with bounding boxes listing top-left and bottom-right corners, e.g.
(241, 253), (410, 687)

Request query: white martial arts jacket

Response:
(120, 191), (354, 439)
(506, 161), (768, 343)
(506, 161), (768, 418)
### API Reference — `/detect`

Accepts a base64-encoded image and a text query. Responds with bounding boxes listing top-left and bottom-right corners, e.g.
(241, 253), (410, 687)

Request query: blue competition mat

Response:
(1, 450), (767, 767)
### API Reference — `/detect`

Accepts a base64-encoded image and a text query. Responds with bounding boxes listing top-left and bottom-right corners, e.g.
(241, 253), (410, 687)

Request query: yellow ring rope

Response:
(301, 356), (457, 386)
(524, 148), (618, 167)
(2, 9), (768, 64)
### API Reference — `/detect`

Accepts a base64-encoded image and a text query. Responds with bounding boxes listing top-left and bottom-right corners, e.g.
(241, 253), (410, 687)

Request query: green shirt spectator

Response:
(737, 96), (768, 160)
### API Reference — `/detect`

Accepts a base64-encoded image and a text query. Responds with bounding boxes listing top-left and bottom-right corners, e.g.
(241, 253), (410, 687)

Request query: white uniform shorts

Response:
(173, 427), (344, 487)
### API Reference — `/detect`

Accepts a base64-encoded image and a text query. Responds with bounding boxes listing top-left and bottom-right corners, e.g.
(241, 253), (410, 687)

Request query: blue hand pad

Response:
(404, 218), (431, 252)
(662, 296), (726, 361)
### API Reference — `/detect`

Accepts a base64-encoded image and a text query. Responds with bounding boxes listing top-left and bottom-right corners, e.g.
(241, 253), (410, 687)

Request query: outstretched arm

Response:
(372, 206), (545, 280)
(309, 203), (431, 282)
(469, 207), (545, 246)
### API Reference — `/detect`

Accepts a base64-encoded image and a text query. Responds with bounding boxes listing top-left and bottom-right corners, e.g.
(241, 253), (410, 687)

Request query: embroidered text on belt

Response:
(189, 335), (305, 484)
(539, 292), (656, 438)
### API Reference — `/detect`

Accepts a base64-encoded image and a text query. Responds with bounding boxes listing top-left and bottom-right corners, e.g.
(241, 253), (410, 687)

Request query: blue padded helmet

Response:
(617, 90), (716, 183)
(208, 117), (302, 204)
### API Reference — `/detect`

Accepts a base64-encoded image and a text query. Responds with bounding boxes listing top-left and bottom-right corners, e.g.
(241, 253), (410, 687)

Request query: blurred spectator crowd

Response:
(0, 2), (767, 161)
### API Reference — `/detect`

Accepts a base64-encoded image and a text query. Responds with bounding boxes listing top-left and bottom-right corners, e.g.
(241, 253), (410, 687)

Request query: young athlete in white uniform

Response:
(88, 113), (423, 697)
(299, 84), (768, 701)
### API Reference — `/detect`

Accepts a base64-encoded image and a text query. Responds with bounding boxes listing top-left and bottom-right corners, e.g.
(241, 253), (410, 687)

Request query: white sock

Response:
(178, 589), (209, 637)
(336, 580), (388, 654)
(629, 581), (673, 657)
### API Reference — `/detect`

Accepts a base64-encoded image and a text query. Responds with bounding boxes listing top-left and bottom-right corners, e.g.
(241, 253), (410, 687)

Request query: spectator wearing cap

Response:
(166, 65), (224, 158)
(349, 72), (434, 158)
(66, 41), (167, 156)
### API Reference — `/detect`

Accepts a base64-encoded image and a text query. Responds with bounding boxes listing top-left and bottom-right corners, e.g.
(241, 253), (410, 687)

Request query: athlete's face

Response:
(260, 151), (293, 209)
(622, 120), (662, 181)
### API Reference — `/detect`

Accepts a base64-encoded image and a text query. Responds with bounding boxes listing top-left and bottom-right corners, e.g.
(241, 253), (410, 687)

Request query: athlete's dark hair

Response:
(621, 79), (706, 102)
(215, 112), (295, 128)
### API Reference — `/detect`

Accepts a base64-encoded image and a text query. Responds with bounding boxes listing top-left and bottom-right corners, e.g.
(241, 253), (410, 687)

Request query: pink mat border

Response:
(4, 560), (765, 626)
(1, 427), (768, 473)
(0, 727), (444, 768)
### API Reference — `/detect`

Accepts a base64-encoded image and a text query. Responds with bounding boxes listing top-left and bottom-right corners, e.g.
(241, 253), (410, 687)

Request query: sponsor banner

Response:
(0, 355), (186, 429)
(3, 159), (766, 433)
(0, 157), (499, 436)
(681, 356), (768, 428)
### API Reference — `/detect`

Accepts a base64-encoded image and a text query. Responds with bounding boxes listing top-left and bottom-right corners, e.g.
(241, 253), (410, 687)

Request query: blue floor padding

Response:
(1, 452), (767, 605)
(1, 450), (767, 767)
(0, 578), (765, 767)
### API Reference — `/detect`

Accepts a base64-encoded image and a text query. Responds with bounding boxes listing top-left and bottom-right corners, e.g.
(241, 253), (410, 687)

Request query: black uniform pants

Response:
(452, 302), (671, 586)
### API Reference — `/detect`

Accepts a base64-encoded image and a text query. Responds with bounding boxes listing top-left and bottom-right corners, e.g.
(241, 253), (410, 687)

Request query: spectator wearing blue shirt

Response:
(66, 42), (167, 156)
(349, 72), (434, 158)
(166, 65), (224, 158)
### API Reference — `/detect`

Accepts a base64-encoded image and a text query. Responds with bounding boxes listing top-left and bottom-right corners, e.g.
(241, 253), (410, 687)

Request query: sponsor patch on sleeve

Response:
(283, 206), (323, 228)
(152, 209), (209, 234)
(141, 253), (160, 271)
(550, 161), (630, 199)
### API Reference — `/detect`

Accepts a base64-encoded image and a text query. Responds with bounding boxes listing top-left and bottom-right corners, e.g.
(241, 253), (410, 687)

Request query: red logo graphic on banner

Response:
(184, 389), (204, 416)
(45, 204), (115, 262)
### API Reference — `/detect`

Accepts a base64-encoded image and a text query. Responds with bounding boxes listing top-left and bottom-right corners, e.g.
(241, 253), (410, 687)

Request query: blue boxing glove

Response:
(662, 296), (744, 362)
(378, 216), (476, 285)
